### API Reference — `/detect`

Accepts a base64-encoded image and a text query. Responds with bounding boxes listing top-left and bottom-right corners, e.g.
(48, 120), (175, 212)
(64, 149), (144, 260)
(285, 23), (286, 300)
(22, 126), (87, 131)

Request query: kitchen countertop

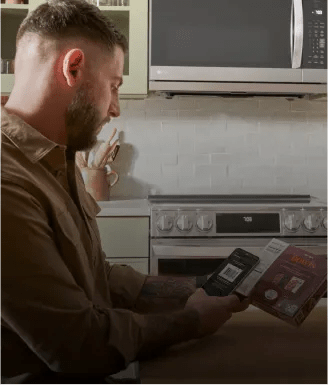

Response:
(139, 299), (327, 384)
(97, 199), (150, 217)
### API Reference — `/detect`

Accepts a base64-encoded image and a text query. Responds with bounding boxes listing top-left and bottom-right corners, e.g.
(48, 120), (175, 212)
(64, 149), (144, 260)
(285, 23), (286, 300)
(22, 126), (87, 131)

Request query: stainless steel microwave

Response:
(149, 0), (327, 96)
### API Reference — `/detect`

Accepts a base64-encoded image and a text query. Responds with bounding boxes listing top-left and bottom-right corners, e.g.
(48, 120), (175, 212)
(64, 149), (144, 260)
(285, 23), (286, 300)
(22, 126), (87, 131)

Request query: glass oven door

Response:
(150, 238), (327, 277)
(150, 239), (266, 276)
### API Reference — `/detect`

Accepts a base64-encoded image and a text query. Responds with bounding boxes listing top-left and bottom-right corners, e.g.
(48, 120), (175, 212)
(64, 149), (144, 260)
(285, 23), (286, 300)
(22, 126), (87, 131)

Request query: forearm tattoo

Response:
(134, 276), (197, 313)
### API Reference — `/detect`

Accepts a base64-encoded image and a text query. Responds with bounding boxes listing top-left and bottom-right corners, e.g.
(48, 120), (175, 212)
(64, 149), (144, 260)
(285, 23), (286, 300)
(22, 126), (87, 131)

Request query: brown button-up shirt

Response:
(1, 107), (147, 380)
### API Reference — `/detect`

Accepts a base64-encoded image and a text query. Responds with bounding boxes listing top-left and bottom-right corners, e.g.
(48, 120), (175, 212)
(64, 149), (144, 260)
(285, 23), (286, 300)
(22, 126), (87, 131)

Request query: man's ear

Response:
(63, 49), (85, 87)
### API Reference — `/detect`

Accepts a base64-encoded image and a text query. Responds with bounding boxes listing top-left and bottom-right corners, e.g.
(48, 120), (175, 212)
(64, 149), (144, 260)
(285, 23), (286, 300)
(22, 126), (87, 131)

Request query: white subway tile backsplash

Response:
(276, 175), (308, 187)
(178, 175), (197, 189)
(195, 123), (226, 136)
(178, 140), (195, 155)
(103, 94), (327, 201)
(146, 96), (179, 111)
(308, 132), (328, 147)
(275, 155), (307, 166)
(301, 146), (327, 157)
(211, 153), (234, 164)
(194, 96), (223, 108)
(177, 96), (196, 110)
(194, 165), (213, 185)
(145, 109), (164, 121)
(160, 153), (178, 166)
(229, 164), (279, 179)
(178, 153), (211, 167)
(195, 164), (227, 179)
(242, 176), (277, 188)
(290, 100), (312, 112)
(259, 122), (292, 132)
(240, 185), (293, 194)
(307, 173), (328, 187)
(160, 131), (179, 153)
(161, 164), (179, 179)
(127, 120), (162, 132)
(127, 99), (145, 110)
(206, 131), (245, 150)
(258, 98), (291, 112)
(158, 110), (179, 120)
(177, 163), (194, 178)
(193, 109), (219, 121)
(178, 109), (196, 120)
(226, 122), (259, 133)
(194, 142), (227, 155)
(158, 179), (179, 194)
(163, 122), (194, 132)
(272, 111), (309, 123)
(306, 110), (327, 123)
(259, 140), (292, 158)
(224, 99), (259, 114)
(211, 176), (243, 192)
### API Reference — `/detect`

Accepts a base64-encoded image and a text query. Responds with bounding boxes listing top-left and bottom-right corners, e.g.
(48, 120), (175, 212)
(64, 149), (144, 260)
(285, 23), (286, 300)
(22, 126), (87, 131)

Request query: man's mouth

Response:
(97, 118), (111, 134)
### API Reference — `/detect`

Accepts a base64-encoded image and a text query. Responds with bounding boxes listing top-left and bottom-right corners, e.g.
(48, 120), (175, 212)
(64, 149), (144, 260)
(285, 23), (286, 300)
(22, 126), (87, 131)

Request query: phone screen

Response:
(202, 248), (260, 297)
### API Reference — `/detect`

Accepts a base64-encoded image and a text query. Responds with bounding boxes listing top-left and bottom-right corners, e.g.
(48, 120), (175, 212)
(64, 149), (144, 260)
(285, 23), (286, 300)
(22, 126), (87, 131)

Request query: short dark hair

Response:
(16, 0), (128, 55)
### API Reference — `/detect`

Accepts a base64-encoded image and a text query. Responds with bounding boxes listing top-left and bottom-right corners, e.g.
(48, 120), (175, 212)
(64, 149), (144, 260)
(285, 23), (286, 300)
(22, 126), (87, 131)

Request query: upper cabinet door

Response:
(1, 0), (148, 98)
(99, 0), (148, 98)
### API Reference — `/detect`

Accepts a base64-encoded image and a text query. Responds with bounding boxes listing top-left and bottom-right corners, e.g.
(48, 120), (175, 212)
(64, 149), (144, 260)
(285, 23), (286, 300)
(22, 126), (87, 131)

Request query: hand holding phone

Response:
(185, 289), (250, 336)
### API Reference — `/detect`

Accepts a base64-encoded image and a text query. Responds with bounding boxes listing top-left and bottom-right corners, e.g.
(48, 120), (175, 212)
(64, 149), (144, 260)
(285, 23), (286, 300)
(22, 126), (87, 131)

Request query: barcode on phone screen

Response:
(218, 264), (243, 283)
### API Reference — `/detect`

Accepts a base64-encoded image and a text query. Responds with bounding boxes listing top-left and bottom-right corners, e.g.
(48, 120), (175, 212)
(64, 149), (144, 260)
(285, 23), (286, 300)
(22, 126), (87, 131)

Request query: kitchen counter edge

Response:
(97, 199), (150, 217)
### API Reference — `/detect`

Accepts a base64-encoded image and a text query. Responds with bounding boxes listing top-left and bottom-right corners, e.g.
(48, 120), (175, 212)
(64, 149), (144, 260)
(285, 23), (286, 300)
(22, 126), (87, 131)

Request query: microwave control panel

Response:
(303, 0), (327, 68)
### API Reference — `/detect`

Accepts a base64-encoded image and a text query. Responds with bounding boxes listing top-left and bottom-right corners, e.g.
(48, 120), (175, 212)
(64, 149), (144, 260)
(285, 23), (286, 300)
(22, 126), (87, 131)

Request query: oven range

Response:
(148, 195), (327, 277)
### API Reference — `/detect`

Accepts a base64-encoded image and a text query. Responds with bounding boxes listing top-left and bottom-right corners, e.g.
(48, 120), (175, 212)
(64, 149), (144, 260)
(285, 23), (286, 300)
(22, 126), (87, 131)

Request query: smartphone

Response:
(202, 248), (260, 297)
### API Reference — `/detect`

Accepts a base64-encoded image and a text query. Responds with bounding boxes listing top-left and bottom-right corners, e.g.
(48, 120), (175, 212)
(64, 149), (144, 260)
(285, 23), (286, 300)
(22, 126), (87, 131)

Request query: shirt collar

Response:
(1, 106), (67, 166)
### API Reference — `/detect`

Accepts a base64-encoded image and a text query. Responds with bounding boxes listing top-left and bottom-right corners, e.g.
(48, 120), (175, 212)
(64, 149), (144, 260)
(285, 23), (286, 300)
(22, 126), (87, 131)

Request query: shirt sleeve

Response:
(104, 261), (147, 309)
(1, 179), (148, 375)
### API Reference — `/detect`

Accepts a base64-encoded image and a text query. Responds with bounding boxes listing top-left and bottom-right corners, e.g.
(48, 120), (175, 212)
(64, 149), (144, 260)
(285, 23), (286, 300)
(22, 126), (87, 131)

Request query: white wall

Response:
(97, 93), (327, 202)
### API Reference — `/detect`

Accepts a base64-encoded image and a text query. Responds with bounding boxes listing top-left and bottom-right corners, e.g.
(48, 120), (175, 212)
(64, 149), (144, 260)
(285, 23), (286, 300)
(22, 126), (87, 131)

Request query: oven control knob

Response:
(303, 212), (321, 232)
(322, 215), (327, 230)
(196, 215), (213, 232)
(176, 215), (193, 232)
(156, 215), (173, 232)
(283, 211), (302, 232)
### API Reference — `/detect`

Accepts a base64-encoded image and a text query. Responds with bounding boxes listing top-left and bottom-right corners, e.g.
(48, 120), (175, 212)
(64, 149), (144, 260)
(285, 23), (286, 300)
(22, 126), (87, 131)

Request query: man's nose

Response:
(108, 98), (120, 119)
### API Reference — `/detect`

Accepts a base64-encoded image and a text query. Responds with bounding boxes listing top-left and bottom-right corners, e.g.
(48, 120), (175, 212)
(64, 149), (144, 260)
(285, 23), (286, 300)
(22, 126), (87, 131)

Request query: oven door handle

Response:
(151, 245), (265, 258)
(152, 242), (327, 257)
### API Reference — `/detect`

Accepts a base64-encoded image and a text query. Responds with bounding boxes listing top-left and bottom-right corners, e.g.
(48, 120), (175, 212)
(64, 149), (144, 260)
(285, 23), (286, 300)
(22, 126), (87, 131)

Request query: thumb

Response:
(223, 294), (250, 312)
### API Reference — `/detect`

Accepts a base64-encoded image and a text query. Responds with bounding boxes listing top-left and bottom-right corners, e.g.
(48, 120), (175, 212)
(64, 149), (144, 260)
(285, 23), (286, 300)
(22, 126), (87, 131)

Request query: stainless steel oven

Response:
(149, 195), (327, 279)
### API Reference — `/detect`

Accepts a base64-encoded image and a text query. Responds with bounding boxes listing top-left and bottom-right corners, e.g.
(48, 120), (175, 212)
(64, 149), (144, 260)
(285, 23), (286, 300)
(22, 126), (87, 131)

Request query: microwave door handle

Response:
(291, 0), (304, 68)
(290, 0), (294, 63)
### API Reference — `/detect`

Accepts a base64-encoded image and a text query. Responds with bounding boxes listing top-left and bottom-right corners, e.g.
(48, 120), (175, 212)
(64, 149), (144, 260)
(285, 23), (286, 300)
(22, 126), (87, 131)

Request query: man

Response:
(1, 0), (249, 383)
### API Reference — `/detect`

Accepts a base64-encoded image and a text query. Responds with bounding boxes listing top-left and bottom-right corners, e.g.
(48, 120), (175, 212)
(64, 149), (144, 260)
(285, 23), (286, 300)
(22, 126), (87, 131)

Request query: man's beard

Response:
(65, 82), (109, 152)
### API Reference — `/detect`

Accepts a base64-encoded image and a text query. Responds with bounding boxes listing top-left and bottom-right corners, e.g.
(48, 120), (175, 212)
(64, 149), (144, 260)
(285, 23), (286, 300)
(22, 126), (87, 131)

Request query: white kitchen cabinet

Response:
(97, 216), (149, 274)
(1, 6), (28, 93)
(1, 0), (148, 98)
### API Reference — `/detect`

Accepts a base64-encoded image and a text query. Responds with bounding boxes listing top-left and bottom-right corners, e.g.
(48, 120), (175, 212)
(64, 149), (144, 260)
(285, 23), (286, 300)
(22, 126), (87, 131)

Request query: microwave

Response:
(149, 0), (327, 96)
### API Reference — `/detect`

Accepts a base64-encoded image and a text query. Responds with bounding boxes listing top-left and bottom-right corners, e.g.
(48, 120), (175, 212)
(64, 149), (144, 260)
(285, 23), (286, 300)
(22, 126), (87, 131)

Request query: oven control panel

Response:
(151, 208), (327, 238)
